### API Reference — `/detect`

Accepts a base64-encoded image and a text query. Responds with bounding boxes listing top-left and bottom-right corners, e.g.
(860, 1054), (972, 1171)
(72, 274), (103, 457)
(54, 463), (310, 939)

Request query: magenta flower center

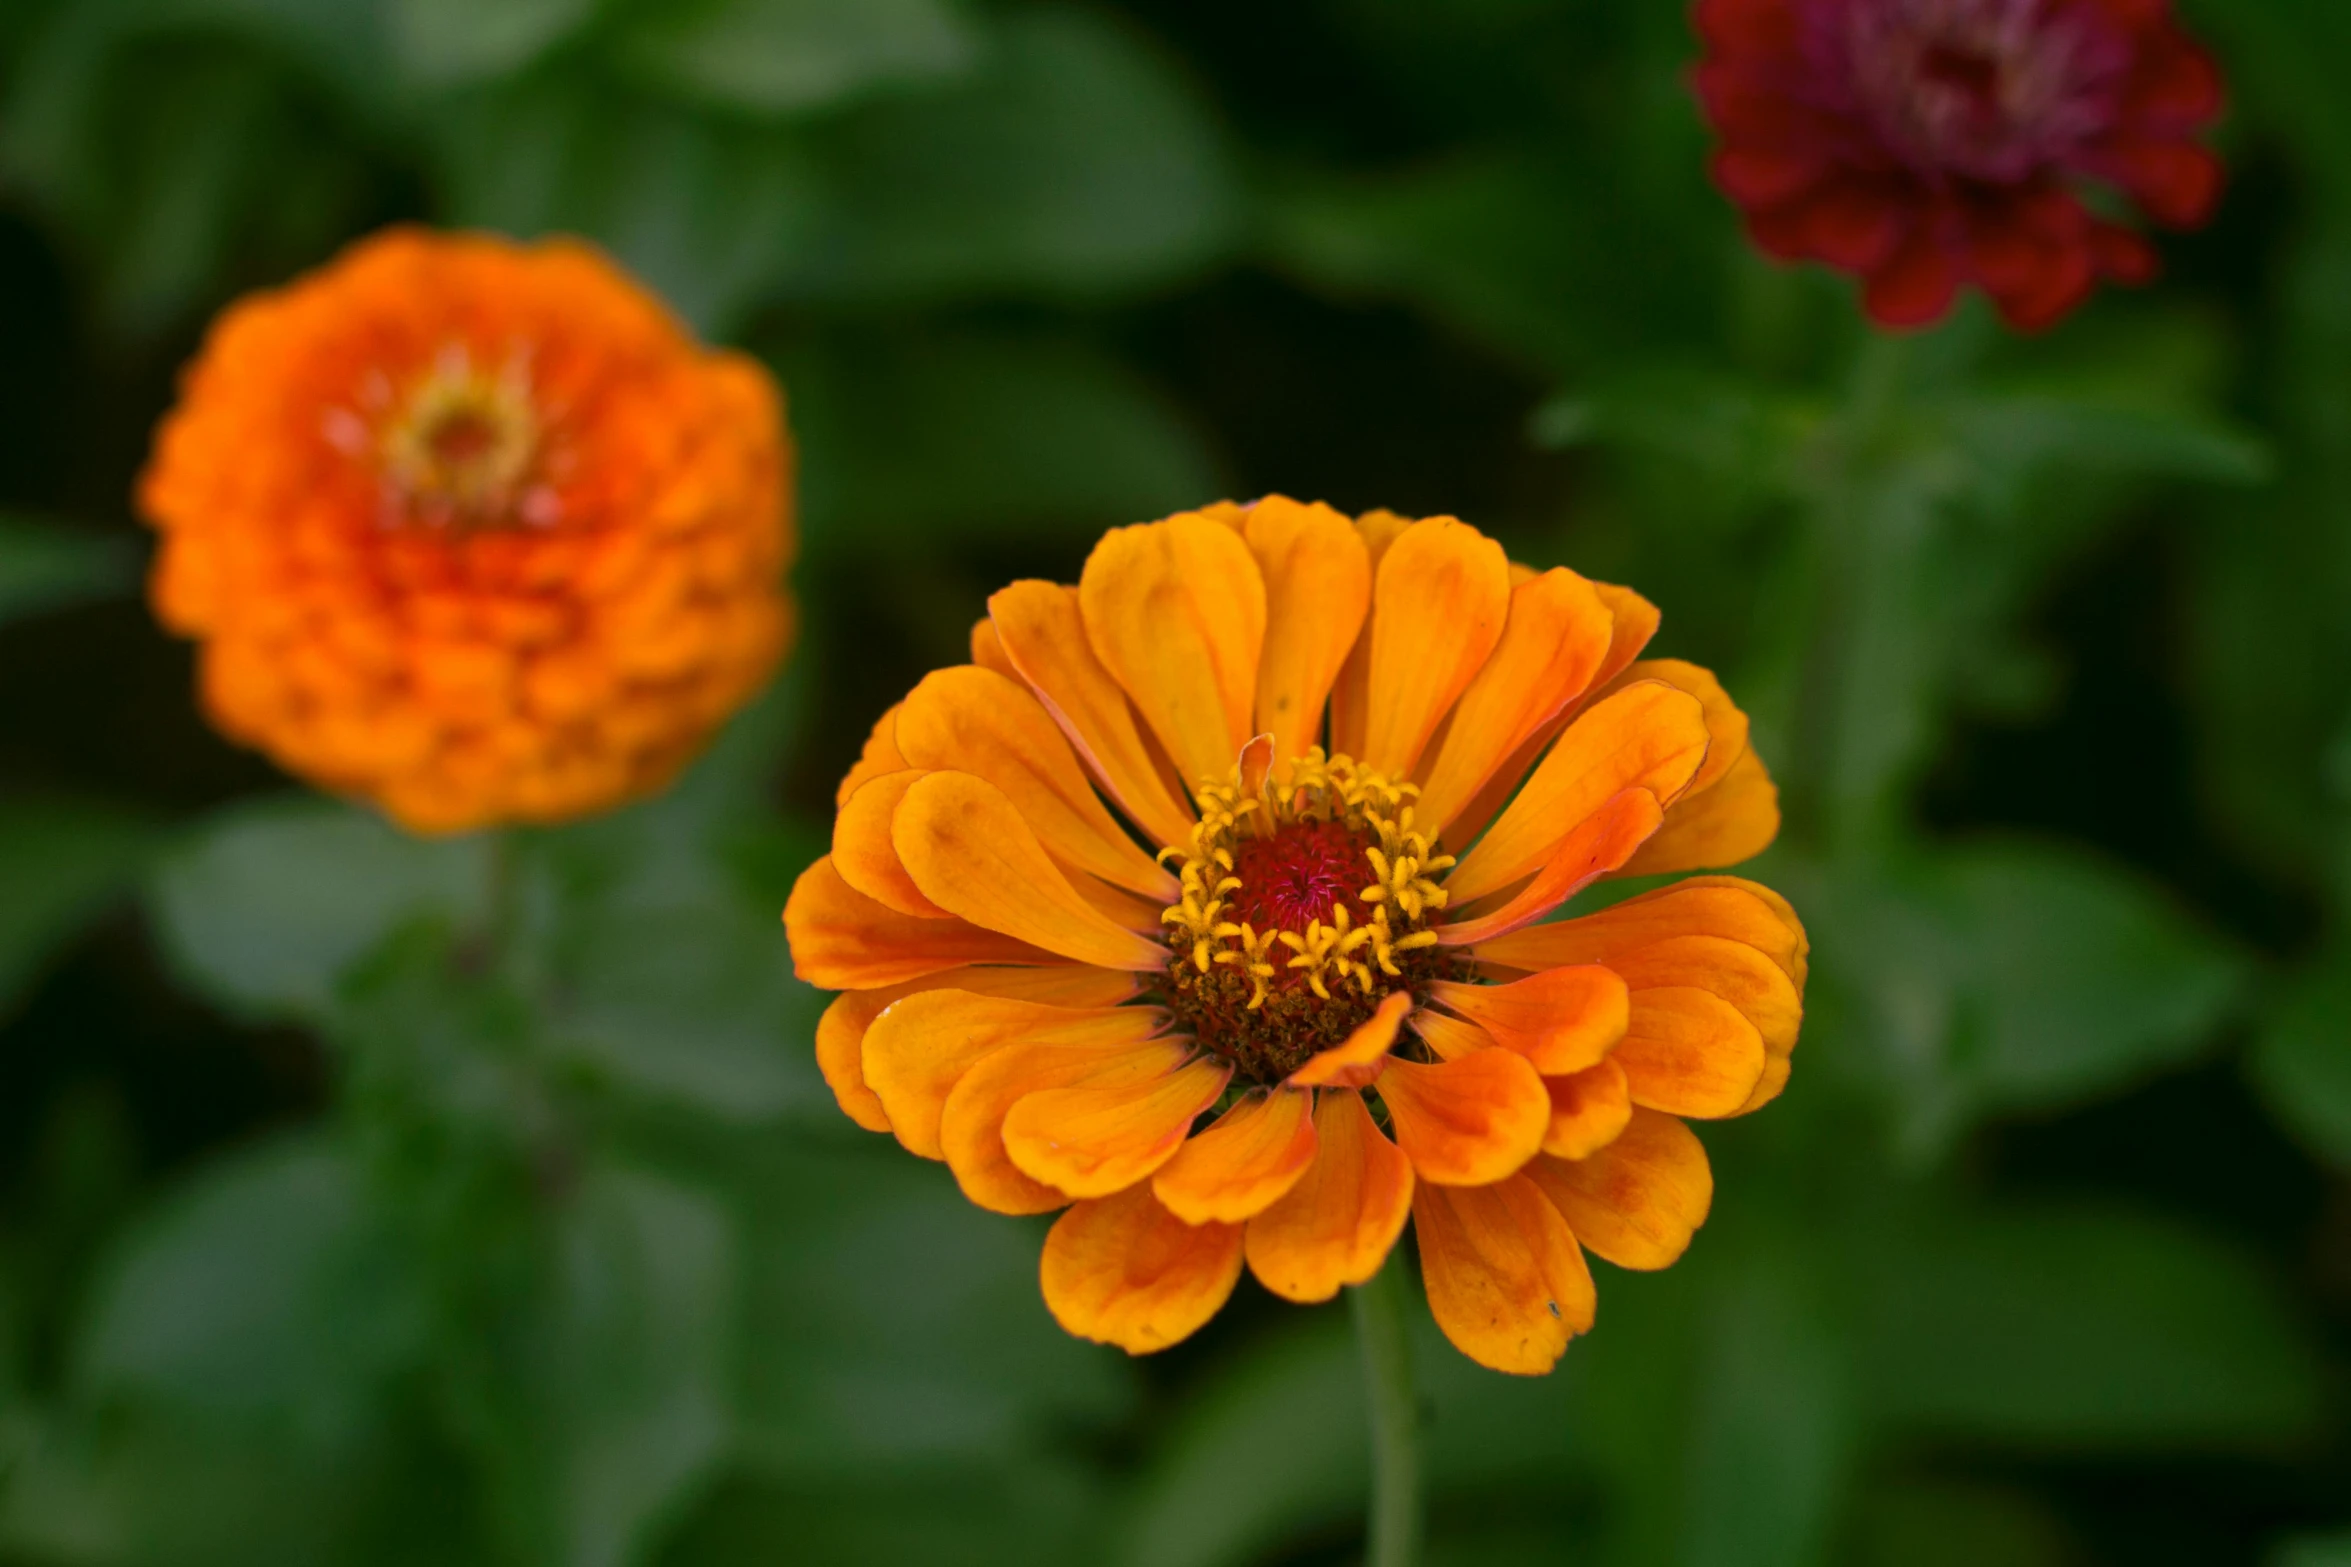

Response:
(1817, 0), (2129, 183)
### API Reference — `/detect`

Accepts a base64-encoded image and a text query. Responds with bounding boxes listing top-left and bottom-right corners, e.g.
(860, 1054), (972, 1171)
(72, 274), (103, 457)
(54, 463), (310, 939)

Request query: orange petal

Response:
(862, 989), (1166, 1159)
(815, 966), (1144, 1135)
(1004, 1054), (1232, 1199)
(1359, 517), (1511, 776)
(897, 665), (1176, 901)
(1375, 1049), (1549, 1186)
(988, 579), (1195, 849)
(1244, 1088), (1413, 1302)
(1542, 1058), (1633, 1160)
(941, 1035), (1187, 1214)
(1287, 989), (1414, 1089)
(1739, 1053), (1793, 1115)
(1041, 1184), (1243, 1354)
(1425, 965), (1629, 1075)
(1594, 934), (1801, 1059)
(1471, 874), (1808, 989)
(1078, 513), (1266, 791)
(784, 856), (1060, 990)
(1153, 1087), (1319, 1224)
(1415, 568), (1616, 832)
(970, 616), (1019, 680)
(834, 770), (950, 918)
(1606, 659), (1749, 799)
(893, 771), (1168, 971)
(1525, 1108), (1712, 1270)
(1612, 988), (1766, 1119)
(835, 702), (908, 808)
(1586, 579), (1660, 689)
(1616, 744), (1781, 878)
(1326, 510), (1417, 759)
(1242, 496), (1371, 764)
(1413, 1174), (1594, 1375)
(1445, 681), (1709, 905)
(1437, 788), (1663, 948)
(1409, 1007), (1497, 1062)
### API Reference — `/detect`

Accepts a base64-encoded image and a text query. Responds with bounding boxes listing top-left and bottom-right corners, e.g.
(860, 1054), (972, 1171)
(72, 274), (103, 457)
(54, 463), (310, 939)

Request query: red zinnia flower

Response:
(1694, 0), (2225, 331)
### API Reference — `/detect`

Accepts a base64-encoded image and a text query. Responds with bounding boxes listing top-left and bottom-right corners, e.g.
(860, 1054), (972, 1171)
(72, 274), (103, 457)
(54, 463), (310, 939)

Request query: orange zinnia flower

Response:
(784, 500), (1804, 1374)
(140, 227), (794, 833)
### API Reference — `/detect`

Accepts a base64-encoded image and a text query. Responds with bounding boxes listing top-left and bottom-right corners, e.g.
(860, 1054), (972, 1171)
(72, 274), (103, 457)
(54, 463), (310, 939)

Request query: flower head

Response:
(140, 227), (795, 832)
(1695, 0), (2225, 330)
(784, 499), (1804, 1374)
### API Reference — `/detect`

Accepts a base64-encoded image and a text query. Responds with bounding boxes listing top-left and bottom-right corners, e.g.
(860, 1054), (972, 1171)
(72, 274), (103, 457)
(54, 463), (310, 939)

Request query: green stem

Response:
(1350, 1254), (1421, 1567)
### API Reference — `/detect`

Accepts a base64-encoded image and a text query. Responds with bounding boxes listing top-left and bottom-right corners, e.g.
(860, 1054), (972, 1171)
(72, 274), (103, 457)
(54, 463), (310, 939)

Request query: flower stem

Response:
(1350, 1253), (1421, 1567)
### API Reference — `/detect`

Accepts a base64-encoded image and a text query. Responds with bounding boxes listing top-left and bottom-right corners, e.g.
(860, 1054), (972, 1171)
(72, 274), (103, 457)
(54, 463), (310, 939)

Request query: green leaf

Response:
(0, 516), (135, 627)
(389, 0), (599, 86)
(1113, 1316), (1361, 1567)
(782, 329), (1222, 556)
(148, 796), (491, 1024)
(664, 1464), (1108, 1567)
(435, 77), (823, 335)
(0, 798), (158, 1020)
(615, 0), (977, 117)
(1804, 844), (2247, 1154)
(785, 7), (1236, 302)
(1850, 1481), (2076, 1567)
(479, 1165), (735, 1567)
(2275, 1530), (2351, 1567)
(2248, 955), (2351, 1166)
(1677, 1236), (1854, 1567)
(718, 1139), (1133, 1477)
(76, 1133), (427, 1441)
(1856, 1205), (2327, 1448)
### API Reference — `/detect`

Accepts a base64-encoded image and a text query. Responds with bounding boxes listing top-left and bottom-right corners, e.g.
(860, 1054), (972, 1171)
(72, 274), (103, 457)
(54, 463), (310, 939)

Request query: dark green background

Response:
(0, 1), (2346, 1563)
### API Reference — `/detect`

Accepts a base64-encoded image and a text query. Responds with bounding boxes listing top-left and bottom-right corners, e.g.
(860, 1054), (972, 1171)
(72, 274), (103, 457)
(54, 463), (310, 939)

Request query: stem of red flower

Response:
(1350, 1252), (1421, 1567)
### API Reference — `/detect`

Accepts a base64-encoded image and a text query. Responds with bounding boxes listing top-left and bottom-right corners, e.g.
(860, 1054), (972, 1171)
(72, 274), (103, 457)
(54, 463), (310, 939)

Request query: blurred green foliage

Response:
(0, 1), (2346, 1564)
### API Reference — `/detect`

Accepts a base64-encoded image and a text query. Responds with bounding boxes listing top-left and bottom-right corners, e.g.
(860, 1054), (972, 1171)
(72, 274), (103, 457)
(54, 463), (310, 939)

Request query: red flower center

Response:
(1228, 818), (1375, 934)
(1826, 0), (2129, 184)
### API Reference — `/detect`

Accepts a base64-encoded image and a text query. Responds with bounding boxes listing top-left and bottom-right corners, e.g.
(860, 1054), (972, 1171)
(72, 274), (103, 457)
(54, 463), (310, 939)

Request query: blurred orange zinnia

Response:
(784, 500), (1804, 1374)
(140, 227), (794, 833)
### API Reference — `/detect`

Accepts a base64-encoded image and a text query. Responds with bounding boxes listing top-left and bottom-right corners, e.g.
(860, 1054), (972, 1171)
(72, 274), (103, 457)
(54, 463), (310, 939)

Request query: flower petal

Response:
(1609, 659), (1749, 797)
(898, 665), (1176, 901)
(1410, 1007), (1497, 1062)
(1541, 1058), (1633, 1160)
(1600, 934), (1800, 1060)
(835, 702), (909, 808)
(1415, 568), (1615, 832)
(988, 579), (1194, 849)
(1359, 518), (1511, 777)
(1587, 579), (1661, 688)
(1615, 744), (1781, 877)
(1041, 1184), (1243, 1354)
(1425, 965), (1629, 1075)
(1437, 788), (1664, 948)
(1375, 1049), (1549, 1186)
(1327, 510), (1417, 758)
(1243, 497), (1371, 765)
(894, 771), (1168, 971)
(1471, 874), (1808, 989)
(1152, 1087), (1320, 1224)
(1414, 1174), (1595, 1375)
(1612, 988), (1766, 1119)
(970, 616), (1019, 680)
(1445, 681), (1709, 904)
(1004, 1054), (1232, 1199)
(941, 1035), (1188, 1213)
(785, 856), (1059, 990)
(1244, 1089), (1414, 1302)
(834, 769), (950, 918)
(1525, 1108), (1713, 1270)
(816, 966), (1144, 1135)
(862, 989), (1167, 1159)
(1079, 512), (1267, 791)
(1287, 988), (1415, 1089)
